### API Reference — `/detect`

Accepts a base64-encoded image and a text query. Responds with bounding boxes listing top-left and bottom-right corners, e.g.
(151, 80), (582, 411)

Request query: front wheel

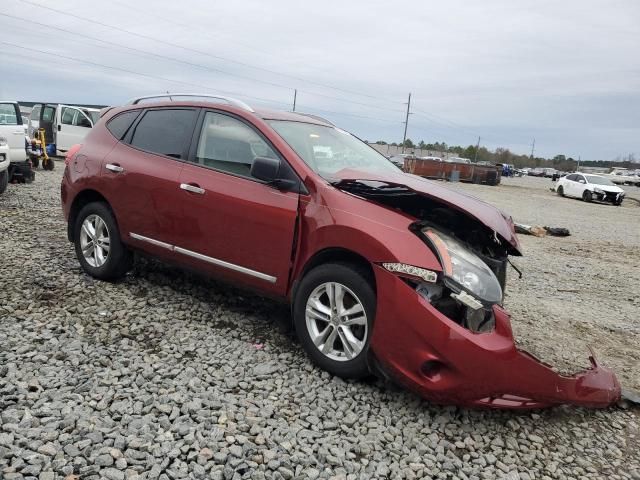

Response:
(582, 190), (593, 202)
(43, 158), (55, 171)
(74, 202), (132, 281)
(293, 263), (375, 379)
(556, 185), (564, 197)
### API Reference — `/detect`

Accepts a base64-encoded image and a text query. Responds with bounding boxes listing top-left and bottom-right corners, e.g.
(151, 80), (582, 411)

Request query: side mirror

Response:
(578, 179), (585, 184)
(251, 156), (302, 192)
(251, 156), (280, 182)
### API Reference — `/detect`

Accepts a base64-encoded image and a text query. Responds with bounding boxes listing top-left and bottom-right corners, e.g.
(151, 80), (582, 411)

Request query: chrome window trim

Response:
(129, 232), (172, 250)
(129, 232), (276, 283)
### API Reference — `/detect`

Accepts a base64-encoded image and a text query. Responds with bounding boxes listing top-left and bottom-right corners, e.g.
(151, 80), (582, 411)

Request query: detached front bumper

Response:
(594, 190), (624, 204)
(370, 266), (621, 409)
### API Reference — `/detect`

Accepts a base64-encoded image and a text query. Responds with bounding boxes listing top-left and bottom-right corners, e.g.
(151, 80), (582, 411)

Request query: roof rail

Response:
(126, 93), (254, 112)
(295, 112), (334, 126)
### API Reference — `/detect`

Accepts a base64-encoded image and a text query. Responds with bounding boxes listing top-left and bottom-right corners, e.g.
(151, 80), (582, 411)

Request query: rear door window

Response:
(129, 109), (197, 159)
(42, 106), (55, 123)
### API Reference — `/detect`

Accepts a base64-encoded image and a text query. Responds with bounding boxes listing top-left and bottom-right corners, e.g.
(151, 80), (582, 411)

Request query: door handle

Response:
(58, 125), (61, 132)
(180, 183), (205, 195)
(105, 163), (124, 173)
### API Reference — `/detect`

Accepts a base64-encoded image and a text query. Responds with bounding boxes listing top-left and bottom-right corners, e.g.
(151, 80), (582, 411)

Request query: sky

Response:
(1, 0), (638, 160)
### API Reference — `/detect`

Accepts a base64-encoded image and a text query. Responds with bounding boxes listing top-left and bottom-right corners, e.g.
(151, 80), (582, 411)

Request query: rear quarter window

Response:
(106, 110), (140, 140)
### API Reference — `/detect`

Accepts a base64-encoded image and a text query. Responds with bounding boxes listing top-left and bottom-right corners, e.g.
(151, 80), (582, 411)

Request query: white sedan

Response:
(555, 173), (625, 205)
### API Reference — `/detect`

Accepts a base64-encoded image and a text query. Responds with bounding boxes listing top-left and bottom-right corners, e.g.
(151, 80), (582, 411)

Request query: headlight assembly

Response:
(423, 228), (503, 306)
(593, 187), (604, 194)
(0, 136), (7, 147)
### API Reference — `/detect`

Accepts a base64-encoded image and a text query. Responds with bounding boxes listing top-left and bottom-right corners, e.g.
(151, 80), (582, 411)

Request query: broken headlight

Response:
(423, 228), (503, 306)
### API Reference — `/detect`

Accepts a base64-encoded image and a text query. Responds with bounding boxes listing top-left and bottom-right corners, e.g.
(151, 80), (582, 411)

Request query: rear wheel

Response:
(74, 202), (132, 280)
(0, 170), (8, 194)
(293, 263), (375, 379)
(43, 158), (54, 171)
(556, 185), (564, 197)
(582, 190), (593, 202)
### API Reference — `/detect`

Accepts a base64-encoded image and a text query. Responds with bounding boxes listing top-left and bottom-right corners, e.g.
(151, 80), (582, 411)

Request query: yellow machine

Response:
(28, 128), (55, 171)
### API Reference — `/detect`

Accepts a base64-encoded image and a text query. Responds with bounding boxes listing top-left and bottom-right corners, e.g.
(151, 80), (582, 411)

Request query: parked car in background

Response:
(0, 137), (10, 194)
(29, 103), (101, 156)
(601, 168), (640, 186)
(0, 100), (33, 182)
(555, 173), (625, 205)
(60, 93), (620, 408)
(0, 101), (28, 163)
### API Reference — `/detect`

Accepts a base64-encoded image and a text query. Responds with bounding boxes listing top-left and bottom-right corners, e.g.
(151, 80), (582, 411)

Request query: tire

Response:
(32, 157), (39, 169)
(43, 158), (55, 171)
(582, 190), (593, 202)
(557, 185), (564, 197)
(0, 170), (7, 194)
(293, 262), (375, 379)
(73, 202), (132, 281)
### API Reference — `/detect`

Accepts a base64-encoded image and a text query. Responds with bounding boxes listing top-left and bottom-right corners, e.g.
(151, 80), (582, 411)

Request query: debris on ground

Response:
(515, 223), (571, 237)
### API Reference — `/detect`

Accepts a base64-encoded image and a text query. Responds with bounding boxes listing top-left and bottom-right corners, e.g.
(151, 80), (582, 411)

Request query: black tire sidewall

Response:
(74, 202), (131, 281)
(0, 170), (7, 194)
(557, 185), (564, 196)
(583, 190), (592, 202)
(293, 263), (376, 379)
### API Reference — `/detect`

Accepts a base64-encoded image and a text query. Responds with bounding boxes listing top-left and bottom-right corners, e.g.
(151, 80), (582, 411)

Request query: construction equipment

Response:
(28, 128), (55, 170)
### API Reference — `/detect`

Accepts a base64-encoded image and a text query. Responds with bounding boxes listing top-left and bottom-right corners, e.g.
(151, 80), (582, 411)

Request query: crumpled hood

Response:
(592, 184), (624, 193)
(330, 168), (522, 254)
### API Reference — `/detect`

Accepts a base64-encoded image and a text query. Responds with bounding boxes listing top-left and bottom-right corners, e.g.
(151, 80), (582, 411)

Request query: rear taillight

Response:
(65, 144), (82, 166)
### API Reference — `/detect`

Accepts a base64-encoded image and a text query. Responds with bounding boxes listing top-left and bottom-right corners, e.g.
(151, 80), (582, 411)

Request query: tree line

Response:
(373, 139), (639, 171)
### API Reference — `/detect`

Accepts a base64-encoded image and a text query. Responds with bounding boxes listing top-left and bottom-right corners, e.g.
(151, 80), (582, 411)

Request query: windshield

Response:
(585, 175), (614, 186)
(268, 120), (400, 178)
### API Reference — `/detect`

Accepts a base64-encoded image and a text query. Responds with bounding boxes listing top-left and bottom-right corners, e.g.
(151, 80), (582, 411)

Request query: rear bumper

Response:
(370, 266), (621, 409)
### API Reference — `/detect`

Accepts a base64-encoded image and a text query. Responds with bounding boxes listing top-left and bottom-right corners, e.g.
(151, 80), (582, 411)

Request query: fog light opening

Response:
(421, 360), (443, 380)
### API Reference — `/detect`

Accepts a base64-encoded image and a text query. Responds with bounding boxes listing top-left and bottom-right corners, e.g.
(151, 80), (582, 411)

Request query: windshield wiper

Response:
(331, 179), (415, 197)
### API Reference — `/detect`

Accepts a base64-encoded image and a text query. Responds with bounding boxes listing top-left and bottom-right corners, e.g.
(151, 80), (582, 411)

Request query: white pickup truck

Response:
(0, 100), (32, 183)
(0, 138), (9, 194)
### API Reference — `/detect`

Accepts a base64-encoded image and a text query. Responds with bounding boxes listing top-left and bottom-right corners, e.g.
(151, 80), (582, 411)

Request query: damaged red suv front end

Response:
(331, 175), (621, 409)
(371, 268), (620, 408)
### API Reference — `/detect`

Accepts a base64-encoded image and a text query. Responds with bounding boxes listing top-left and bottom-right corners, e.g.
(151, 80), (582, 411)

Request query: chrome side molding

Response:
(129, 232), (276, 283)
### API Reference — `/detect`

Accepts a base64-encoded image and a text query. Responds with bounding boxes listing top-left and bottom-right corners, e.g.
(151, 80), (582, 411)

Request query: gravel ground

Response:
(1, 165), (639, 480)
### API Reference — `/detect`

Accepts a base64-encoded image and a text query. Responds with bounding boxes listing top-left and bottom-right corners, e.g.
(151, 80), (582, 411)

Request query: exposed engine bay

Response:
(333, 179), (514, 333)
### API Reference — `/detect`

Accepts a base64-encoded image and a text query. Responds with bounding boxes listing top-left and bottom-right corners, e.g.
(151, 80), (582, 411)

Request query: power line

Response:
(16, 0), (405, 111)
(0, 41), (291, 108)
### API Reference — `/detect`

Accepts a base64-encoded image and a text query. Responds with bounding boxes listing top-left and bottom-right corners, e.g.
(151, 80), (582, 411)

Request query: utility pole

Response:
(401, 93), (411, 153)
(473, 136), (481, 162)
(292, 89), (297, 112)
(577, 155), (581, 172)
(530, 138), (536, 163)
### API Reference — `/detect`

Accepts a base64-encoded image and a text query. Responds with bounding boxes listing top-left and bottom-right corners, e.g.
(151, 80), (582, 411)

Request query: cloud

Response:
(1, 0), (638, 159)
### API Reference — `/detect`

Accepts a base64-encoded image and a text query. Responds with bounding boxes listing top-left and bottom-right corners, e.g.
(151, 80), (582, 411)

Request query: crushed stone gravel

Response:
(1, 165), (638, 480)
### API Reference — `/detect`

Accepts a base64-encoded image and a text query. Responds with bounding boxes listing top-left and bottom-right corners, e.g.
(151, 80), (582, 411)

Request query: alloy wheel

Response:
(80, 214), (111, 267)
(305, 282), (368, 362)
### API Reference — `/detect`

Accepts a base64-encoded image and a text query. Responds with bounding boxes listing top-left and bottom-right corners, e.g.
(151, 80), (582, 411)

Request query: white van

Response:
(29, 103), (101, 156)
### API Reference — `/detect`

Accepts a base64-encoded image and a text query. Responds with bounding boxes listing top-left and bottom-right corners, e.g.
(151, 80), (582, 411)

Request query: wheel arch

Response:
(289, 247), (375, 308)
(67, 189), (112, 241)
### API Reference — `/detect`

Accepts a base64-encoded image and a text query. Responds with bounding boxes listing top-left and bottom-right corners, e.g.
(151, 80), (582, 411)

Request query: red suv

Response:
(61, 94), (619, 408)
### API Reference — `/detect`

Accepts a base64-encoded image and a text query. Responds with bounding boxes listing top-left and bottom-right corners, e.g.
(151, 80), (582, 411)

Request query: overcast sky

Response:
(1, 0), (638, 159)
